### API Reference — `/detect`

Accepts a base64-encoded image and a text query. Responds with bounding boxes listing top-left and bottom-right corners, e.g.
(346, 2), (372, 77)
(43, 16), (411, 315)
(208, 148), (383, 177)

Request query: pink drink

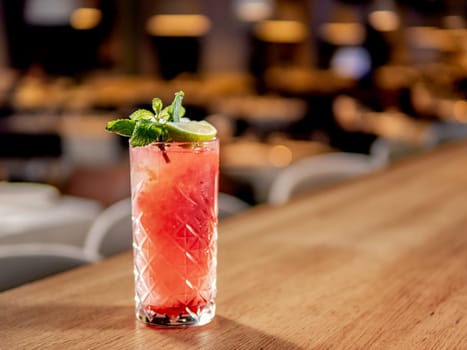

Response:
(130, 140), (219, 326)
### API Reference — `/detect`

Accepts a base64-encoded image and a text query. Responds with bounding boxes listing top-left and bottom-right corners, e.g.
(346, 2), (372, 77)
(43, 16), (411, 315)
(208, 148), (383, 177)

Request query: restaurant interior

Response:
(0, 0), (466, 290)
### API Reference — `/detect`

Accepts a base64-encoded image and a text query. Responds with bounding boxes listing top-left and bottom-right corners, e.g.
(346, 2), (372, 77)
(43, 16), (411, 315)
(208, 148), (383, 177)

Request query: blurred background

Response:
(0, 0), (466, 288)
(0, 0), (466, 231)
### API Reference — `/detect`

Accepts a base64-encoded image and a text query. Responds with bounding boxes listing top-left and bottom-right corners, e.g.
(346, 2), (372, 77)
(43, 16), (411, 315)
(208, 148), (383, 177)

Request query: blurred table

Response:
(0, 182), (102, 246)
(333, 96), (434, 146)
(0, 113), (124, 186)
(0, 182), (59, 215)
(3, 141), (467, 348)
(263, 66), (356, 95)
(210, 95), (307, 138)
(1, 113), (122, 166)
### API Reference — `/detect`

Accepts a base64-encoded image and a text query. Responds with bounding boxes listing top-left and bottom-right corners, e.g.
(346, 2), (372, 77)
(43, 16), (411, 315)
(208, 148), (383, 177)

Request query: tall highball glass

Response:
(130, 139), (219, 327)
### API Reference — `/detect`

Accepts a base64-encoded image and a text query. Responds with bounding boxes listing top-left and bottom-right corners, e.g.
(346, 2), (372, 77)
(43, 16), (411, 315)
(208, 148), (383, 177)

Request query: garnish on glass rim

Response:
(105, 91), (217, 147)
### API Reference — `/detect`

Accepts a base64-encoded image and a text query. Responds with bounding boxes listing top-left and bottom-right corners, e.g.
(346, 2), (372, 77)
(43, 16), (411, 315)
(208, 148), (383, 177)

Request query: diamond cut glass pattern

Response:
(130, 140), (218, 327)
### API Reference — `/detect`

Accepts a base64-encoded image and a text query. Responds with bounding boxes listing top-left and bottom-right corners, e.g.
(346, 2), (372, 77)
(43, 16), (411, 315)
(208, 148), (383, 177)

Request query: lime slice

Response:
(166, 120), (217, 142)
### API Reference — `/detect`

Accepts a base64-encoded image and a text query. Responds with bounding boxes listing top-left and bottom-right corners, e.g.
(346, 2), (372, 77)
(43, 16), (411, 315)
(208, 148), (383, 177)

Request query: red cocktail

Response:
(130, 140), (219, 326)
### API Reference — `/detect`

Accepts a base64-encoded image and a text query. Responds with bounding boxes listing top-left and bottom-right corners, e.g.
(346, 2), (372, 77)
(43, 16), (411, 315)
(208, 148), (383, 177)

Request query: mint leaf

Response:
(130, 119), (167, 147)
(106, 119), (135, 137)
(171, 91), (184, 122)
(158, 109), (170, 122)
(162, 105), (172, 119)
(161, 105), (186, 121)
(152, 98), (163, 116)
(129, 109), (154, 121)
(179, 106), (186, 118)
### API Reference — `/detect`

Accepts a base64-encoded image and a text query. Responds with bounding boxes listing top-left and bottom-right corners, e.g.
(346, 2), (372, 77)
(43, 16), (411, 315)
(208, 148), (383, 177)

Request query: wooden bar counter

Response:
(2, 142), (467, 349)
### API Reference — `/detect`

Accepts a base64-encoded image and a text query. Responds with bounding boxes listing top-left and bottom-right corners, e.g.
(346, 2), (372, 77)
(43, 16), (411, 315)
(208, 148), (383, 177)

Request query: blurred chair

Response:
(82, 192), (251, 261)
(268, 152), (378, 205)
(369, 137), (434, 166)
(427, 122), (467, 146)
(218, 192), (251, 219)
(83, 198), (132, 261)
(0, 243), (93, 292)
(221, 138), (332, 203)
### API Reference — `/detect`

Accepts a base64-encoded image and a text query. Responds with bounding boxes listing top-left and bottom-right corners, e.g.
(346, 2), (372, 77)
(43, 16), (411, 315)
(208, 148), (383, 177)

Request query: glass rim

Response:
(128, 138), (218, 147)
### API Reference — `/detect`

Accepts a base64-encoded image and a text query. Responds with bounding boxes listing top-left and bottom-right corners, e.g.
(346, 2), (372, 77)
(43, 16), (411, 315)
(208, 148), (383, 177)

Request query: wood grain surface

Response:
(2, 142), (467, 349)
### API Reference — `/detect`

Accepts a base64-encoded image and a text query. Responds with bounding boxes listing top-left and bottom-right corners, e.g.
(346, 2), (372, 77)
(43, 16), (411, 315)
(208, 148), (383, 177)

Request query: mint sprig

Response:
(129, 119), (168, 147)
(128, 109), (154, 121)
(105, 91), (185, 147)
(171, 91), (184, 122)
(106, 119), (135, 137)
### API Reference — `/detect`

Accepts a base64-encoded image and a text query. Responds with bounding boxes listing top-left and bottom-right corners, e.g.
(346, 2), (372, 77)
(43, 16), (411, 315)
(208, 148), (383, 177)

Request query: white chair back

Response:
(218, 192), (250, 219)
(369, 137), (436, 166)
(0, 243), (92, 292)
(427, 122), (467, 146)
(268, 152), (377, 205)
(83, 198), (132, 260)
(83, 193), (252, 260)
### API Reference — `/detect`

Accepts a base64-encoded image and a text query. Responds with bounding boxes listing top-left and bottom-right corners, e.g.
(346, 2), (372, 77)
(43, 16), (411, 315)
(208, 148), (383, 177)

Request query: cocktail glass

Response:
(130, 139), (219, 327)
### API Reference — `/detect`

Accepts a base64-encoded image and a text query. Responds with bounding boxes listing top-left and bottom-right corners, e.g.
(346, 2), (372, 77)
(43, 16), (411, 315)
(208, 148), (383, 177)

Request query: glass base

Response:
(136, 303), (215, 327)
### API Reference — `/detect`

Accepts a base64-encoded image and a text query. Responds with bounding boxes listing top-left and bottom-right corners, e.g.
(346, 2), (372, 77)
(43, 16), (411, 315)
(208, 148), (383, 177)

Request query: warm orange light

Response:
(406, 26), (456, 51)
(368, 10), (399, 32)
(269, 145), (293, 167)
(443, 15), (465, 29)
(319, 22), (365, 46)
(453, 100), (467, 122)
(146, 15), (211, 37)
(70, 8), (102, 30)
(235, 1), (272, 22)
(254, 20), (307, 43)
